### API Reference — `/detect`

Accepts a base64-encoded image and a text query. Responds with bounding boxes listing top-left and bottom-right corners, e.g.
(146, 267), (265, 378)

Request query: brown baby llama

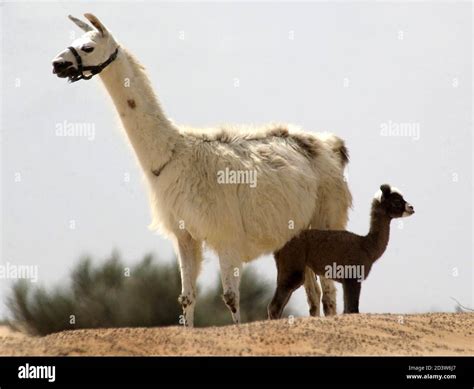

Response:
(268, 184), (414, 319)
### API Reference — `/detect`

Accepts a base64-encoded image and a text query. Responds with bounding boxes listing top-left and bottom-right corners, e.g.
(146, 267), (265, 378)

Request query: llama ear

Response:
(380, 184), (392, 198)
(68, 15), (93, 32)
(84, 13), (108, 37)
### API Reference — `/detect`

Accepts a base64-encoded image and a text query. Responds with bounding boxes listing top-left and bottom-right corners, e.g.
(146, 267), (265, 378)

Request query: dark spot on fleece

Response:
(127, 99), (136, 109)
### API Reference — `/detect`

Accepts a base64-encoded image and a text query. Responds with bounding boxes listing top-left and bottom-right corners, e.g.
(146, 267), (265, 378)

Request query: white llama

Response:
(52, 14), (352, 326)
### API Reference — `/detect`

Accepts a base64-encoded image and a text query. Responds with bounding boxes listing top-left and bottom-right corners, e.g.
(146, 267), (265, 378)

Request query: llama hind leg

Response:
(303, 268), (321, 317)
(320, 277), (337, 316)
(306, 206), (333, 316)
(321, 202), (351, 316)
(174, 231), (202, 327)
(269, 270), (305, 319)
(218, 251), (242, 324)
(312, 184), (351, 316)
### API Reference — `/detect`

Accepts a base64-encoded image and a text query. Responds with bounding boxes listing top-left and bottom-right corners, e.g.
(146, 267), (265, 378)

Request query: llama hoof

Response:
(323, 301), (337, 316)
(344, 308), (359, 314)
(309, 305), (320, 317)
(267, 307), (279, 320)
(232, 314), (241, 324)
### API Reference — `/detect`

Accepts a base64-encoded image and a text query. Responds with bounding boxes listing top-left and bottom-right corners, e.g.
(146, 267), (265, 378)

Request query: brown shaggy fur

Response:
(268, 185), (414, 318)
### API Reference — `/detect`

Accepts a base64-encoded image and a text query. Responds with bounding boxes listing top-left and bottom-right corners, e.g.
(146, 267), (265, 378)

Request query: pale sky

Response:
(0, 0), (472, 318)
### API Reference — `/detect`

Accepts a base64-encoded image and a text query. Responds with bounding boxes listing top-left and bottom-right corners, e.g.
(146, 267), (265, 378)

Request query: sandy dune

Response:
(0, 313), (472, 356)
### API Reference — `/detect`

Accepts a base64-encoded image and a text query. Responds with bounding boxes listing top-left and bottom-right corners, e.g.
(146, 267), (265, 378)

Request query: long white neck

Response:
(99, 45), (179, 174)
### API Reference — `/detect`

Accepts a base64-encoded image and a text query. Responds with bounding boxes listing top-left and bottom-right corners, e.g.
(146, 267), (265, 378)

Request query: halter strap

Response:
(67, 46), (119, 83)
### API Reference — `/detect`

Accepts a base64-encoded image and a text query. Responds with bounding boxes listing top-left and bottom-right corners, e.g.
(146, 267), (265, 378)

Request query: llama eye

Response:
(81, 46), (94, 53)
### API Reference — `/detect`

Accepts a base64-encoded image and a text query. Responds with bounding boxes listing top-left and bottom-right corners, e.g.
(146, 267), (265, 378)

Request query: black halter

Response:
(67, 46), (119, 83)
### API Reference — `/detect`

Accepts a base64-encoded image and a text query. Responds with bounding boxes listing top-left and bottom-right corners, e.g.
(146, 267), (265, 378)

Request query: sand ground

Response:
(0, 313), (472, 356)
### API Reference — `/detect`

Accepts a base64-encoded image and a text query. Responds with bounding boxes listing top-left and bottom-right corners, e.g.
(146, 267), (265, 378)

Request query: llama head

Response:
(52, 14), (118, 83)
(374, 184), (415, 218)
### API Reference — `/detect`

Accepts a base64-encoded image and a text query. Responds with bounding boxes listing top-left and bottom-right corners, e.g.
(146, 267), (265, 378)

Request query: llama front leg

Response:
(342, 279), (361, 314)
(218, 252), (242, 324)
(174, 231), (202, 327)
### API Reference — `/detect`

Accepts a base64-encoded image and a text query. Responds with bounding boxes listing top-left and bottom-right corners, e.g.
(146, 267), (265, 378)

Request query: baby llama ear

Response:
(84, 13), (109, 37)
(380, 184), (392, 198)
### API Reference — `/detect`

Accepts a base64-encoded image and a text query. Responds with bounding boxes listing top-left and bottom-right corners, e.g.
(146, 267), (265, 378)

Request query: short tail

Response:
(321, 134), (349, 168)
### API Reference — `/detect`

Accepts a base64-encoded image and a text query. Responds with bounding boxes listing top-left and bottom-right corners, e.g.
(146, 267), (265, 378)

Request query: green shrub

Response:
(6, 252), (297, 335)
